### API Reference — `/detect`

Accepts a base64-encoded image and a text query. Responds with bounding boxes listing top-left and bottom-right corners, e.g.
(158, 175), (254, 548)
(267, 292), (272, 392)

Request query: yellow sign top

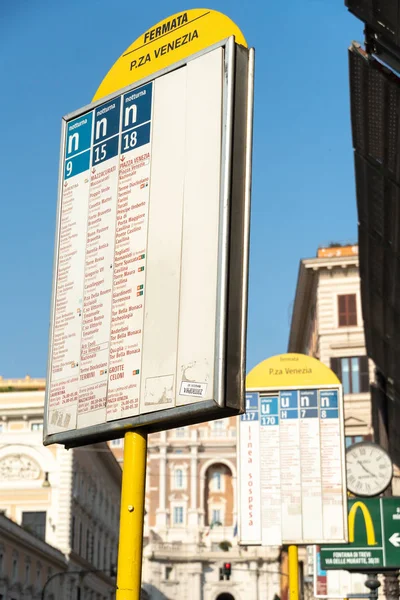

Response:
(246, 353), (340, 389)
(93, 9), (247, 101)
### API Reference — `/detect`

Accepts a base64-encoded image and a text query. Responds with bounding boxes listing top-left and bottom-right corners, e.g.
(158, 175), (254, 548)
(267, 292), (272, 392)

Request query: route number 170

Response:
(261, 416), (276, 425)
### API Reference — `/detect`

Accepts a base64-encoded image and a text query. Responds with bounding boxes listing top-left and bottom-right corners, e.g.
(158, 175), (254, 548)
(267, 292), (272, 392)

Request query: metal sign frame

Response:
(237, 383), (348, 546)
(44, 37), (254, 447)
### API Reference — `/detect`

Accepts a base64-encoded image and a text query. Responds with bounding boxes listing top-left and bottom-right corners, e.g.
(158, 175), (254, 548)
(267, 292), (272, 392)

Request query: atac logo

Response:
(348, 501), (377, 545)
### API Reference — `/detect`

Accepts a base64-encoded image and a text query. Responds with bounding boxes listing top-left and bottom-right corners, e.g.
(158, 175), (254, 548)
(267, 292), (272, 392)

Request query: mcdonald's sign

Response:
(348, 501), (377, 546)
(320, 497), (400, 571)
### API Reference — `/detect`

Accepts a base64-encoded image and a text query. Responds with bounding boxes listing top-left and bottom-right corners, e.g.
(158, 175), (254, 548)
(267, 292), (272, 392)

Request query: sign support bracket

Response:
(116, 430), (147, 600)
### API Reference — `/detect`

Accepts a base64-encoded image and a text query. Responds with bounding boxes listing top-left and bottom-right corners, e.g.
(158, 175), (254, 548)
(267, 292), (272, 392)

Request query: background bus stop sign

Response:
(320, 497), (400, 570)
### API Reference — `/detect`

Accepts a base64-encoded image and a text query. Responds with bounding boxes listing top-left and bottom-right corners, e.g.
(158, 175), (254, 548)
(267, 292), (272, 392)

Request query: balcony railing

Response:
(148, 541), (263, 558)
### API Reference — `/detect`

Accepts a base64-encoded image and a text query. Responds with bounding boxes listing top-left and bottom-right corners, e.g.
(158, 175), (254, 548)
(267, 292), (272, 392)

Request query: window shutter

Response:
(348, 294), (357, 326)
(338, 294), (357, 326)
(338, 296), (346, 326)
(359, 355), (370, 392)
(330, 357), (342, 381)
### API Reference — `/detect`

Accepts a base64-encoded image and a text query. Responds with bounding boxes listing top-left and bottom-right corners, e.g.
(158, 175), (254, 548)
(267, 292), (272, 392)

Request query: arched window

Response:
(212, 470), (222, 491)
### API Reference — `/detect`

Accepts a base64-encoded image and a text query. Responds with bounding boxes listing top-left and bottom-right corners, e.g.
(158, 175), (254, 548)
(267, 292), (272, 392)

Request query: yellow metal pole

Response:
(288, 545), (299, 600)
(116, 430), (148, 600)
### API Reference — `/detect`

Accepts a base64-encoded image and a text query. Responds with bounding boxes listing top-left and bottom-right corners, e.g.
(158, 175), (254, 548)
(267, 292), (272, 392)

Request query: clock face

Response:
(346, 442), (393, 497)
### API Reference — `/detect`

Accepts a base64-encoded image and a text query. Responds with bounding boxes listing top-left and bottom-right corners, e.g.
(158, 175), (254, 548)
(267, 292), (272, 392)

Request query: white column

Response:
(191, 563), (203, 600)
(190, 448), (197, 510)
(156, 432), (168, 528)
(159, 448), (166, 510)
(232, 469), (237, 531)
(188, 430), (200, 529)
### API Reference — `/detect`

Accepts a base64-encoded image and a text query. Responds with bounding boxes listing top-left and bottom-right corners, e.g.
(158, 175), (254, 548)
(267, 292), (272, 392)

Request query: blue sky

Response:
(0, 0), (362, 378)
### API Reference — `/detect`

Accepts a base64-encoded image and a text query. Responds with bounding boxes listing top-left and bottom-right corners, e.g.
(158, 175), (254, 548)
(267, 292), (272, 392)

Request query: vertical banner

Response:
(239, 392), (261, 543)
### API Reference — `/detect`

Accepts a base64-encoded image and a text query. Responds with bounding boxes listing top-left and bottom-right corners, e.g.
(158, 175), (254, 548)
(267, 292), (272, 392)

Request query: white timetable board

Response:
(44, 39), (254, 447)
(238, 385), (347, 546)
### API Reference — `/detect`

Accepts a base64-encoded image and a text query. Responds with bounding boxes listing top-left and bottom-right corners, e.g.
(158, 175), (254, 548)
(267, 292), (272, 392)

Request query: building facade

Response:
(288, 244), (373, 446)
(0, 378), (121, 600)
(0, 512), (67, 600)
(110, 420), (281, 600)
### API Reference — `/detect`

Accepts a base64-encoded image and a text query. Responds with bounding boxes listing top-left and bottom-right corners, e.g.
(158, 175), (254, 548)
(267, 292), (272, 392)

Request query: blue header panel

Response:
(92, 98), (121, 166)
(300, 389), (318, 418)
(260, 396), (279, 426)
(64, 113), (93, 179)
(319, 390), (339, 419)
(122, 83), (153, 132)
(93, 98), (121, 143)
(66, 113), (93, 158)
(280, 390), (298, 419)
(241, 393), (259, 422)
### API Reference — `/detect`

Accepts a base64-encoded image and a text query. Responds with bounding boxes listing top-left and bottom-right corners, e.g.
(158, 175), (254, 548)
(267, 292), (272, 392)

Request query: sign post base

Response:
(289, 545), (299, 600)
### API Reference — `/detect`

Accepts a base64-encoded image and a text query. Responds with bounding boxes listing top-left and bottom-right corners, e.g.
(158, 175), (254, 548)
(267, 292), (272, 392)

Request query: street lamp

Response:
(364, 573), (381, 600)
(41, 566), (116, 600)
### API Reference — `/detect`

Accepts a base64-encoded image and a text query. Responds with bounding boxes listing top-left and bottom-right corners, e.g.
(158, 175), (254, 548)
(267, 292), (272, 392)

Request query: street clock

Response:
(346, 441), (393, 497)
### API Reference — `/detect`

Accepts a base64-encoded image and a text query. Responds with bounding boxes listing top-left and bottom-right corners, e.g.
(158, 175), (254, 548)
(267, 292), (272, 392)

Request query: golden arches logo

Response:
(348, 501), (377, 545)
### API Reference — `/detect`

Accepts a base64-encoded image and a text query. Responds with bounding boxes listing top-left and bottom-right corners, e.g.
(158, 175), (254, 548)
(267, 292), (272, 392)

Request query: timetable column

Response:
(78, 98), (121, 428)
(107, 83), (153, 421)
(279, 390), (302, 541)
(260, 396), (281, 545)
(299, 389), (323, 541)
(48, 114), (93, 433)
(320, 389), (344, 540)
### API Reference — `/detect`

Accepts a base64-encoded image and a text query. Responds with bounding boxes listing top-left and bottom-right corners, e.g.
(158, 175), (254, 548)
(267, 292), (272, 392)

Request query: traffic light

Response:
(223, 562), (231, 580)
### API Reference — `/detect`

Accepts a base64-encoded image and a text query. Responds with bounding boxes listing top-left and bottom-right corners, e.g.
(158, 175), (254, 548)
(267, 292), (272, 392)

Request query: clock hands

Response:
(357, 460), (377, 478)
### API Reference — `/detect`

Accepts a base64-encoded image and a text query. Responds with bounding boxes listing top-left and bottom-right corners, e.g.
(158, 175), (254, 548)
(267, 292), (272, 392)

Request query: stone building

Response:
(0, 377), (121, 600)
(287, 244), (378, 599)
(0, 512), (67, 600)
(288, 244), (373, 445)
